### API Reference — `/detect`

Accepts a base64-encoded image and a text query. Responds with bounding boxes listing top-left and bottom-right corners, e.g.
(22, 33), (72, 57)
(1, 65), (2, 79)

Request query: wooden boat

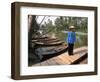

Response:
(31, 38), (59, 43)
(34, 41), (64, 46)
(34, 44), (67, 60)
(30, 37), (67, 60)
(31, 37), (64, 46)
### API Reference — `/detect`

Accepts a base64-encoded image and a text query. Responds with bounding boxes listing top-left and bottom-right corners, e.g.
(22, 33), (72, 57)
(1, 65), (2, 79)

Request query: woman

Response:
(67, 26), (76, 55)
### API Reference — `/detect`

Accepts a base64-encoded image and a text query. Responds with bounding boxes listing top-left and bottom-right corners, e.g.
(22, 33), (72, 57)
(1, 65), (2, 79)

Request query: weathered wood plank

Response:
(74, 47), (87, 54)
(46, 58), (59, 65)
(40, 61), (49, 66)
(70, 52), (87, 62)
(32, 63), (41, 66)
(57, 55), (71, 64)
(52, 56), (69, 65)
(71, 53), (87, 64)
(69, 47), (87, 62)
(60, 54), (73, 63)
(80, 58), (87, 64)
(30, 46), (88, 66)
